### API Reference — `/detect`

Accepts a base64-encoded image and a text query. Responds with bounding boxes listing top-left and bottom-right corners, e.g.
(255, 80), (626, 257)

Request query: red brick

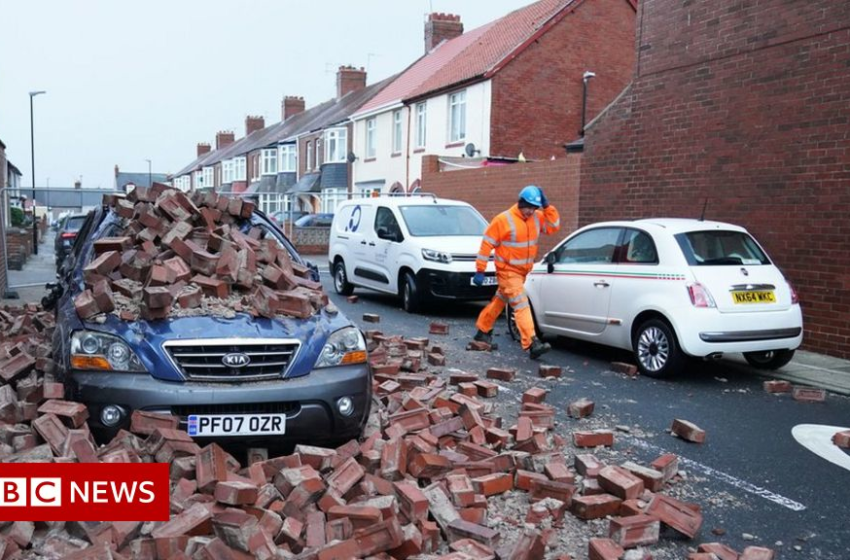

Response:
(408, 452), (452, 479)
(74, 290), (100, 320)
(446, 518), (500, 548)
(192, 274), (229, 299)
(85, 251), (121, 276)
(450, 537), (496, 559)
(394, 480), (429, 521)
(538, 364), (562, 378)
(544, 462), (574, 484)
(598, 466), (644, 501)
(503, 530), (547, 560)
(142, 286), (173, 309)
(363, 313), (380, 323)
(515, 469), (548, 492)
(833, 430), (850, 448)
(568, 398), (595, 418)
(486, 367), (516, 382)
(792, 386), (827, 403)
(571, 494), (623, 520)
(697, 542), (740, 560)
(472, 472), (512, 496)
(429, 322), (449, 335)
(645, 494), (703, 538)
(522, 387), (547, 404)
(529, 479), (575, 504)
(620, 461), (665, 492)
(573, 430), (615, 448)
(214, 481), (259, 506)
(326, 505), (383, 531)
(91, 280), (115, 313)
(130, 410), (178, 435)
(151, 503), (212, 538)
(650, 453), (679, 482)
(589, 537), (625, 560)
(763, 380), (792, 393)
(610, 362), (638, 377)
(740, 546), (776, 560)
(177, 285), (203, 309)
(473, 380), (499, 398)
(326, 457), (364, 495)
(671, 419), (706, 443)
(609, 514), (660, 547)
(325, 517), (353, 542)
(196, 443), (229, 493)
(37, 399), (89, 427)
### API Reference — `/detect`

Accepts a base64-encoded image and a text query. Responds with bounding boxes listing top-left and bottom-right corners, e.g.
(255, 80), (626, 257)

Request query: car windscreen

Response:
(675, 230), (771, 266)
(398, 205), (487, 237)
(65, 216), (86, 232)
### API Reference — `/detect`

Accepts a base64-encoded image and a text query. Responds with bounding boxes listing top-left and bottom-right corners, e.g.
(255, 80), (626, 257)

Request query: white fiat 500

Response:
(510, 218), (803, 377)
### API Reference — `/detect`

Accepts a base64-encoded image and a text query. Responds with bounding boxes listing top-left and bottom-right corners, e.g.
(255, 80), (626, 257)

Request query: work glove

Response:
(473, 272), (486, 286)
(538, 188), (549, 209)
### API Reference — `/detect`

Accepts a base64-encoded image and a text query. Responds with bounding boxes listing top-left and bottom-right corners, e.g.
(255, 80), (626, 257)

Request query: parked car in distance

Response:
(329, 194), (497, 313)
(270, 210), (308, 226)
(294, 213), (334, 228)
(51, 203), (371, 445)
(510, 218), (803, 378)
(54, 213), (89, 272)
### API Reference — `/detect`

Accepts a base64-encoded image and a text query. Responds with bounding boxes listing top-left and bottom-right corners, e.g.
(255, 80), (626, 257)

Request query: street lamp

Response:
(29, 90), (46, 255)
(145, 159), (152, 187)
(580, 71), (595, 137)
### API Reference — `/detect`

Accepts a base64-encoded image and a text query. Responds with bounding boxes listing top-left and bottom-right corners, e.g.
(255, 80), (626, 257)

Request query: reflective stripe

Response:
(512, 301), (530, 311)
(507, 293), (525, 304)
(496, 292), (509, 302)
(508, 258), (535, 265)
(533, 214), (541, 232)
(477, 252), (491, 260)
(495, 254), (507, 263)
(483, 235), (499, 246)
(502, 239), (538, 248)
(547, 219), (560, 229)
(504, 212), (518, 243)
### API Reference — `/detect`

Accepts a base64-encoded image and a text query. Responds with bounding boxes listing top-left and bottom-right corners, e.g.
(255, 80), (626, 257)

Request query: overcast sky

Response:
(0, 0), (532, 189)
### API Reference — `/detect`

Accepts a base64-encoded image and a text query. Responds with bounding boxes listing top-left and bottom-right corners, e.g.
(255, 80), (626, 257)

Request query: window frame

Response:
(324, 128), (348, 164)
(448, 90), (467, 143)
(415, 102), (427, 148)
(234, 157), (246, 181)
(306, 141), (314, 171)
(365, 118), (377, 159)
(392, 110), (403, 154)
(279, 144), (297, 173)
(261, 148), (278, 175)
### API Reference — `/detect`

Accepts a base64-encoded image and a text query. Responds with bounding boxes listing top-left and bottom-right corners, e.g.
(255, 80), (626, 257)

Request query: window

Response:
(194, 170), (202, 189)
(392, 110), (402, 154)
(416, 103), (427, 148)
(324, 128), (347, 163)
(398, 205), (488, 237)
(251, 155), (259, 181)
(366, 118), (376, 159)
(449, 90), (467, 143)
(622, 229), (658, 264)
(375, 207), (403, 243)
(234, 157), (246, 181)
(306, 141), (314, 170)
(203, 167), (214, 189)
(222, 160), (234, 183)
(261, 148), (278, 175)
(321, 188), (346, 214)
(279, 144), (297, 173)
(675, 230), (770, 266)
(556, 228), (621, 264)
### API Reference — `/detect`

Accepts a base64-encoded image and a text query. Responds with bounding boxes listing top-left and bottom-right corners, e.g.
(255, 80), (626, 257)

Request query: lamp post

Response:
(29, 90), (46, 255)
(580, 71), (595, 137)
(145, 159), (152, 187)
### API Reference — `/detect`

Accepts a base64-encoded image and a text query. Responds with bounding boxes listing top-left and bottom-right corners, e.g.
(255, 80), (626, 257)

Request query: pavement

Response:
(7, 242), (848, 395)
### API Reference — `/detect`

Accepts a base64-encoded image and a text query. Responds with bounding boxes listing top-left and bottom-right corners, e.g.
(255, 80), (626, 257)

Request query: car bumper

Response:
(68, 364), (371, 444)
(416, 268), (498, 301)
(673, 306), (804, 357)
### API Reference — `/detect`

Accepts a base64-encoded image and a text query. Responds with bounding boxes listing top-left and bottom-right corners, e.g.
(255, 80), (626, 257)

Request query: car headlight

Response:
(315, 327), (367, 368)
(422, 248), (452, 264)
(70, 331), (147, 372)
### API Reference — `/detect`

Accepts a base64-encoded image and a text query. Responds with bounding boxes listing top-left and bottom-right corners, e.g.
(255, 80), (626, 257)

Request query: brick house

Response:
(0, 137), (7, 294)
(351, 0), (637, 194)
(579, 0), (850, 358)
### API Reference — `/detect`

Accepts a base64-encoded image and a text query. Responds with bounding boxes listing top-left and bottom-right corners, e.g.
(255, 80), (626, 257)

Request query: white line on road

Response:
(791, 424), (850, 472)
(625, 437), (806, 511)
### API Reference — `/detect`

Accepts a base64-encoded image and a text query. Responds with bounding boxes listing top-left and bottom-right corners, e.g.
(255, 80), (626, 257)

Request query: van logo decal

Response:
(222, 353), (251, 368)
(347, 206), (362, 232)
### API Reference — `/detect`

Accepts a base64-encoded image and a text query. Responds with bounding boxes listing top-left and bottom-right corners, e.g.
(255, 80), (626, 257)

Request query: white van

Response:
(328, 194), (497, 312)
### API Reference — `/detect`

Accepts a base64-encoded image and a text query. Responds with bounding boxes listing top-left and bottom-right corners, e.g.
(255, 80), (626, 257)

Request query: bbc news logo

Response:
(0, 463), (169, 521)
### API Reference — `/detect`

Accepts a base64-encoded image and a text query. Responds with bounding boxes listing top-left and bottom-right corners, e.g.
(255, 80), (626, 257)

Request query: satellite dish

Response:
(346, 151), (357, 164)
(464, 143), (481, 157)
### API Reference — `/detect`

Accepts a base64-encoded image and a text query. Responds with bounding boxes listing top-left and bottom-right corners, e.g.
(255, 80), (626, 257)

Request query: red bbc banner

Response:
(0, 463), (170, 521)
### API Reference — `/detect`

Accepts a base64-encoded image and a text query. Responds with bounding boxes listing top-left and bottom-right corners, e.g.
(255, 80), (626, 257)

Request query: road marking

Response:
(625, 437), (806, 511)
(791, 424), (850, 472)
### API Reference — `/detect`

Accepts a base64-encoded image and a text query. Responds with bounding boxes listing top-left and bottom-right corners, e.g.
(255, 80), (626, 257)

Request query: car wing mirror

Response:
(544, 251), (557, 273)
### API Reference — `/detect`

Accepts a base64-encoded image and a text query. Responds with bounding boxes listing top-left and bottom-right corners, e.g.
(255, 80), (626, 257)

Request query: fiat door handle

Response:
(594, 280), (610, 288)
(360, 240), (367, 245)
(368, 242), (376, 246)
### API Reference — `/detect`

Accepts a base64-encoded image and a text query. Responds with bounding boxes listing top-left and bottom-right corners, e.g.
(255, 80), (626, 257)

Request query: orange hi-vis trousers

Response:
(476, 270), (535, 350)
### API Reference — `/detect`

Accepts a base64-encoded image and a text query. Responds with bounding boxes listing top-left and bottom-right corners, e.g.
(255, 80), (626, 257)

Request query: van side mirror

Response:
(545, 252), (557, 273)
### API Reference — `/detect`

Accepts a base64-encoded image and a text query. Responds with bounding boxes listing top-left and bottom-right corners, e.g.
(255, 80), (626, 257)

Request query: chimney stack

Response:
(114, 165), (119, 177)
(282, 96), (306, 121)
(215, 131), (235, 150)
(425, 13), (463, 52)
(245, 115), (265, 136)
(74, 179), (81, 190)
(337, 66), (367, 99)
(197, 143), (211, 157)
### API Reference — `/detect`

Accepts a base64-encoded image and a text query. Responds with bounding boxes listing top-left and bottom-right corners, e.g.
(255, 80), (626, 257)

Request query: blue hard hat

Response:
(518, 185), (543, 207)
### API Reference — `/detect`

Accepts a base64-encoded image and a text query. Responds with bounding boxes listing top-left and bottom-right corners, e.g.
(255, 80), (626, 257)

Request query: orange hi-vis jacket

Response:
(475, 203), (561, 276)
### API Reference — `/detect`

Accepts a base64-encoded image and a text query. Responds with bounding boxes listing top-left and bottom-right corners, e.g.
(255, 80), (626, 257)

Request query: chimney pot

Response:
(337, 66), (367, 99)
(282, 96), (306, 121)
(245, 115), (265, 136)
(215, 131), (235, 151)
(197, 143), (212, 157)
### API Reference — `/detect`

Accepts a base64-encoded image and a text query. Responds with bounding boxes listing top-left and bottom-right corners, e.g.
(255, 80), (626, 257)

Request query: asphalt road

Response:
(321, 272), (850, 560)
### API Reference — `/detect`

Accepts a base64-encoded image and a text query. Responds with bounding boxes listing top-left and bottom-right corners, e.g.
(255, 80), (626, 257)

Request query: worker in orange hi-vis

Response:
(472, 185), (560, 359)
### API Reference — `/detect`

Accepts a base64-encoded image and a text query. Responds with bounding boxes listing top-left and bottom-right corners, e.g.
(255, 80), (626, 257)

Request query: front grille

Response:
(451, 254), (494, 262)
(163, 339), (300, 382)
(171, 402), (300, 417)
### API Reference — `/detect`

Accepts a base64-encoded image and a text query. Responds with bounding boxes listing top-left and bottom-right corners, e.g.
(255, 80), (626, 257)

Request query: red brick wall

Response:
(580, 0), (850, 358)
(420, 155), (581, 256)
(489, 0), (636, 160)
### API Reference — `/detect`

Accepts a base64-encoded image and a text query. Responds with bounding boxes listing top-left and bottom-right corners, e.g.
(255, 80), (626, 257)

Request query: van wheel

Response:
(401, 272), (422, 313)
(744, 349), (795, 370)
(333, 261), (354, 296)
(633, 318), (685, 378)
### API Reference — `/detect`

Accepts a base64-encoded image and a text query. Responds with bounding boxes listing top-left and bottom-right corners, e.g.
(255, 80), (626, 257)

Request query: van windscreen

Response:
(399, 205), (487, 237)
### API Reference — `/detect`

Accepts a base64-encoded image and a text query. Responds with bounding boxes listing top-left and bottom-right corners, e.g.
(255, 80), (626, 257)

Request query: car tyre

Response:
(333, 261), (354, 296)
(505, 304), (542, 342)
(401, 272), (422, 314)
(743, 349), (795, 370)
(633, 318), (685, 378)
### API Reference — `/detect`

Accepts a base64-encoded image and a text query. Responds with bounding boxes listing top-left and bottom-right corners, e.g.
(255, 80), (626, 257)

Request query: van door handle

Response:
(368, 242), (376, 247)
(594, 280), (610, 288)
(360, 241), (367, 245)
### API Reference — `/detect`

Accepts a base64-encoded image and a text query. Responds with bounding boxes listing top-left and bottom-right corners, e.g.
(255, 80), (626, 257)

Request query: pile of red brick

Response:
(74, 184), (327, 322)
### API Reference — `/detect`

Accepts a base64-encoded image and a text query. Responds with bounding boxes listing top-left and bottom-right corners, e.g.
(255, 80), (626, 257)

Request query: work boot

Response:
(473, 329), (499, 351)
(528, 337), (551, 360)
